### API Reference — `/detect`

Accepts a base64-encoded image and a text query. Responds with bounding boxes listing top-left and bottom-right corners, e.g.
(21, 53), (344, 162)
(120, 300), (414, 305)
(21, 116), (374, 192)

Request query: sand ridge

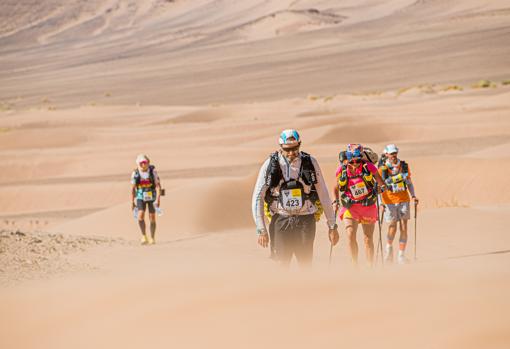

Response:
(1, 0), (510, 106)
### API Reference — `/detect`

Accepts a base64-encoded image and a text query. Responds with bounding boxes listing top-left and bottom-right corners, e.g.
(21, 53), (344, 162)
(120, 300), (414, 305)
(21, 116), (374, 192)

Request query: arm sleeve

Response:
(130, 171), (136, 185)
(252, 159), (271, 234)
(405, 165), (415, 197)
(311, 157), (336, 228)
(407, 181), (416, 197)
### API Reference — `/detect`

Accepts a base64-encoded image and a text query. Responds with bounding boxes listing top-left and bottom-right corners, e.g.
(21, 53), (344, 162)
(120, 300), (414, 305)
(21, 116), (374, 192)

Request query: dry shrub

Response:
(397, 87), (411, 96)
(419, 84), (436, 94)
(0, 102), (12, 111)
(441, 85), (463, 92)
(472, 80), (497, 89)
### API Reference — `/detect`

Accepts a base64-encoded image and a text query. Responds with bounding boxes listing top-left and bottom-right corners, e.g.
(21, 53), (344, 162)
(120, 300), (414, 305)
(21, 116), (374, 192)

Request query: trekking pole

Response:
(375, 195), (384, 267)
(414, 200), (418, 261)
(375, 201), (381, 259)
(329, 205), (339, 268)
(328, 243), (333, 267)
(376, 204), (386, 263)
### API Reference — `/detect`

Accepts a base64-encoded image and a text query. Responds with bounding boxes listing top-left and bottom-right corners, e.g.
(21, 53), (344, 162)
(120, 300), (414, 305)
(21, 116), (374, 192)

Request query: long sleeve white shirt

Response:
(251, 151), (336, 234)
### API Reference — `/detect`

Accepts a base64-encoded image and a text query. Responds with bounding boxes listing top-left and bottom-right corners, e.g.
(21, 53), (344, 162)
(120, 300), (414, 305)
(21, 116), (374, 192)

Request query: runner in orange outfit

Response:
(378, 144), (419, 264)
(332, 144), (385, 266)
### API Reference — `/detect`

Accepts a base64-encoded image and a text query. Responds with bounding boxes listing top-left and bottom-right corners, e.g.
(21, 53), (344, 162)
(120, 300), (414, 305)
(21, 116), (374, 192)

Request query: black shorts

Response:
(136, 199), (155, 213)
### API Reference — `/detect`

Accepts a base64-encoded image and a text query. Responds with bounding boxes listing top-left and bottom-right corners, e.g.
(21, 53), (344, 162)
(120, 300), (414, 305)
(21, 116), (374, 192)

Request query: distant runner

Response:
(252, 129), (339, 267)
(131, 154), (162, 245)
(332, 144), (385, 266)
(379, 144), (419, 264)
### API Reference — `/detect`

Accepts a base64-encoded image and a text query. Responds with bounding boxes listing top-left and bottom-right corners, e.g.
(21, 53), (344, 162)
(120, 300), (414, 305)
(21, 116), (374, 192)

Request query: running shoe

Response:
(384, 245), (393, 263)
(140, 235), (148, 245)
(397, 254), (409, 264)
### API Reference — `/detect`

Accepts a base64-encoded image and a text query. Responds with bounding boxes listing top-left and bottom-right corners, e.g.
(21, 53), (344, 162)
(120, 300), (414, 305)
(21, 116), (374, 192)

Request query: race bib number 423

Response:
(282, 189), (303, 211)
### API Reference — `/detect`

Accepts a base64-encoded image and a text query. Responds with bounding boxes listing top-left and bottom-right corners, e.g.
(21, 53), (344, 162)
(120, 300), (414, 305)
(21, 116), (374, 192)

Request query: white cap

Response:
(136, 154), (149, 165)
(279, 129), (301, 146)
(384, 144), (399, 154)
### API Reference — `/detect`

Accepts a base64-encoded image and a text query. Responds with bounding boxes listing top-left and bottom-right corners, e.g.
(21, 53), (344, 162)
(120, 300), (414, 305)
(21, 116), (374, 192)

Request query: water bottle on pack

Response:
(154, 203), (163, 217)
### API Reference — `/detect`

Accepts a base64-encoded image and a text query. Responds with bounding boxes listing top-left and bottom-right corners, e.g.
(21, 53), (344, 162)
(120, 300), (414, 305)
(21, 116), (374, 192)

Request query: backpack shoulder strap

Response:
(299, 151), (317, 184)
(361, 161), (375, 189)
(265, 151), (282, 187)
(380, 165), (389, 180)
(337, 164), (348, 191)
(133, 168), (140, 184)
(148, 165), (157, 186)
(400, 161), (408, 175)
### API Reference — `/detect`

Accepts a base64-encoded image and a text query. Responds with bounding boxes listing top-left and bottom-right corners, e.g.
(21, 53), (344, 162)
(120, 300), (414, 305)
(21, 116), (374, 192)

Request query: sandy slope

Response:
(1, 207), (509, 349)
(1, 1), (510, 348)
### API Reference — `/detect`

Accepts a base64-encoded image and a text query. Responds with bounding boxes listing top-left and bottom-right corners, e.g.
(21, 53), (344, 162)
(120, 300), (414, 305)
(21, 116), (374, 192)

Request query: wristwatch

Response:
(257, 229), (268, 235)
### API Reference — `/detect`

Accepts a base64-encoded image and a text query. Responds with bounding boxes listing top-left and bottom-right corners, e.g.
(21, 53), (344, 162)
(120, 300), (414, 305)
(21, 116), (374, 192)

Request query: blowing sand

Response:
(1, 1), (510, 348)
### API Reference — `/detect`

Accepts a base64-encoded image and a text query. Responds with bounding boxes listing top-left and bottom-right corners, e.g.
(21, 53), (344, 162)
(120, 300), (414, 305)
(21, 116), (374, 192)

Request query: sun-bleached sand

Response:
(1, 1), (510, 348)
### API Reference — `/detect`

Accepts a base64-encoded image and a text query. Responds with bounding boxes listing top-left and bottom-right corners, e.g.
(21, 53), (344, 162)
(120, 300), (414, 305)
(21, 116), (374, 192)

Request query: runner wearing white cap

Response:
(131, 154), (162, 245)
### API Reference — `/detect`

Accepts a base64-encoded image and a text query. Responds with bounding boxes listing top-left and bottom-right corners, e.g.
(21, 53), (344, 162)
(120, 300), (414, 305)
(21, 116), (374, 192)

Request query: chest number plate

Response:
(281, 188), (303, 212)
(142, 191), (154, 202)
(349, 182), (368, 200)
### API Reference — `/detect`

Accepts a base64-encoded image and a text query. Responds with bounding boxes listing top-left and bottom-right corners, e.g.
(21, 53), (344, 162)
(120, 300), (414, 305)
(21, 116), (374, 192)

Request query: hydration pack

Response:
(133, 165), (157, 191)
(263, 151), (322, 220)
(377, 153), (387, 168)
(337, 160), (377, 207)
(339, 147), (378, 164)
(362, 146), (378, 164)
(381, 160), (409, 193)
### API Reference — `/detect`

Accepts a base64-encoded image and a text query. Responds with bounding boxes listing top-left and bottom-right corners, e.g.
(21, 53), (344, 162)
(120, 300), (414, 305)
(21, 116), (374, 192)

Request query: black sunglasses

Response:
(281, 145), (300, 153)
(349, 159), (361, 164)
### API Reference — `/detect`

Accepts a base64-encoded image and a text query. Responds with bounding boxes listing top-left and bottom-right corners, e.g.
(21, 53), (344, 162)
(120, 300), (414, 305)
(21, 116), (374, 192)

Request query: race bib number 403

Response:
(281, 189), (303, 212)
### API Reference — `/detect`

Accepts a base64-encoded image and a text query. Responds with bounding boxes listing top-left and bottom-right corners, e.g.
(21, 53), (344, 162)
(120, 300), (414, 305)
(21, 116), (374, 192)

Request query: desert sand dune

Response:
(1, 87), (510, 225)
(1, 0), (509, 106)
(1, 1), (510, 348)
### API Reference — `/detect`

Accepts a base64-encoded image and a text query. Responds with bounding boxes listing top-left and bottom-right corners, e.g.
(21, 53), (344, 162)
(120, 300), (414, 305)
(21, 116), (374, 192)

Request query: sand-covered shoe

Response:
(384, 245), (393, 263)
(148, 236), (155, 245)
(397, 254), (409, 264)
(140, 235), (148, 245)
